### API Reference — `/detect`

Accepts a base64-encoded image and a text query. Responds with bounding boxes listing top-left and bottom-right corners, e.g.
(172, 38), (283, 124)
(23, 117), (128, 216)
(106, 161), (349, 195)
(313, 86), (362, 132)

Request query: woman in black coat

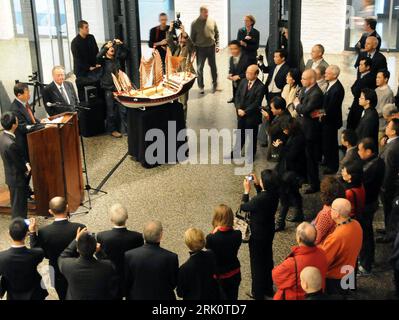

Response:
(206, 205), (242, 300)
(177, 228), (220, 300)
(240, 169), (279, 300)
(237, 15), (260, 65)
(274, 119), (307, 231)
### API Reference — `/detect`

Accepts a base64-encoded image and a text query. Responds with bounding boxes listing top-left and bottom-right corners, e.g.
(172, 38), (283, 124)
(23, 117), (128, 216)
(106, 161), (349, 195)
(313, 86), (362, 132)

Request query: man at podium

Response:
(0, 113), (31, 219)
(42, 66), (78, 117)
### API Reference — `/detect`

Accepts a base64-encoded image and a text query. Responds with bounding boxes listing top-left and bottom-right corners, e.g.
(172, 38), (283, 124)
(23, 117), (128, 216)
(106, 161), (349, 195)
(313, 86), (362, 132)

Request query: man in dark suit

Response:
(294, 69), (324, 194)
(0, 113), (30, 219)
(305, 44), (329, 70)
(97, 204), (144, 299)
(42, 66), (79, 116)
(58, 228), (119, 300)
(71, 20), (100, 80)
(227, 40), (250, 103)
(356, 88), (379, 144)
(321, 65), (345, 174)
(377, 119), (399, 243)
(124, 220), (179, 300)
(347, 57), (376, 130)
(337, 129), (362, 177)
(355, 36), (387, 77)
(237, 15), (260, 64)
(9, 83), (45, 162)
(29, 197), (85, 300)
(0, 218), (48, 300)
(357, 138), (385, 275)
(232, 65), (265, 160)
(259, 49), (290, 103)
(355, 18), (382, 54)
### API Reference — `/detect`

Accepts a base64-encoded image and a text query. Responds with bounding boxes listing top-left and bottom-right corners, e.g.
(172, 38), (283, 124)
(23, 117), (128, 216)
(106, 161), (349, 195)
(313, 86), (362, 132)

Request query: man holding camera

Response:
(167, 22), (195, 120)
(96, 39), (128, 138)
(191, 6), (220, 94)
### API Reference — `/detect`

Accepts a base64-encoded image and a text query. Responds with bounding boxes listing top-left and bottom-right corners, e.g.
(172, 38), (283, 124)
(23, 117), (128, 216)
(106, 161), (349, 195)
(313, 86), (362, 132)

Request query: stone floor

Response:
(0, 50), (398, 300)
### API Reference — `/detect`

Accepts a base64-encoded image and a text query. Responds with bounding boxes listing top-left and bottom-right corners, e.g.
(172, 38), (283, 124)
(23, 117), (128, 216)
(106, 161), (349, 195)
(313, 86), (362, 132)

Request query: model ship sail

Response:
(112, 47), (197, 108)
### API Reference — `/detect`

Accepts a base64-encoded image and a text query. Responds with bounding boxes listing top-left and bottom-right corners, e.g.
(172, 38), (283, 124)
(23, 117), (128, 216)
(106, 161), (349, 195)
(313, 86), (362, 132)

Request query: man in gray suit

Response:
(377, 119), (399, 243)
(0, 112), (31, 218)
(305, 44), (329, 71)
(42, 66), (79, 117)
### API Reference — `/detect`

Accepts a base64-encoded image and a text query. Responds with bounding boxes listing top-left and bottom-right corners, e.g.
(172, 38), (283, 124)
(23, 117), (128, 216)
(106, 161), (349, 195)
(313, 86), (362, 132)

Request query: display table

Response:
(127, 101), (188, 168)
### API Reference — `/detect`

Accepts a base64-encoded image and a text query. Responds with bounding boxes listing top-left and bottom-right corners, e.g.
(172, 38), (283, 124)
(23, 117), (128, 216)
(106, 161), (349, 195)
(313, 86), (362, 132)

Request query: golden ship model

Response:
(112, 48), (196, 108)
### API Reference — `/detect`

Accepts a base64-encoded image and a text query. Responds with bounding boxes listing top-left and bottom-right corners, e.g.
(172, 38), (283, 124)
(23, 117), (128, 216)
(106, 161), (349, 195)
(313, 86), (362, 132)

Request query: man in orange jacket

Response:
(272, 222), (328, 300)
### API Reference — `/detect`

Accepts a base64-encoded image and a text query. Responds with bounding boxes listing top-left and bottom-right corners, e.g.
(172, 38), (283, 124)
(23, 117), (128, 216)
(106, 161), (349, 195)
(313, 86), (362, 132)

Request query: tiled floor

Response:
(0, 49), (398, 300)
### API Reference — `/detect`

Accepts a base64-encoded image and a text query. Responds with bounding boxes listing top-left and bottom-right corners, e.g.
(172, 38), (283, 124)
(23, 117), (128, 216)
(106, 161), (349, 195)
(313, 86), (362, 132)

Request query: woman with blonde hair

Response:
(206, 205), (242, 300)
(237, 15), (260, 64)
(177, 228), (220, 300)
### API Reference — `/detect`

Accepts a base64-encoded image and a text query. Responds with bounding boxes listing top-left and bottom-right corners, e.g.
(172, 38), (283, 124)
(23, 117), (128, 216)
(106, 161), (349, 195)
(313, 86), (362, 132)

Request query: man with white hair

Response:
(96, 204), (144, 299)
(305, 44), (329, 71)
(321, 65), (345, 174)
(42, 66), (79, 116)
(300, 266), (329, 300)
(320, 198), (363, 295)
(383, 104), (399, 124)
(124, 220), (179, 300)
(355, 36), (387, 77)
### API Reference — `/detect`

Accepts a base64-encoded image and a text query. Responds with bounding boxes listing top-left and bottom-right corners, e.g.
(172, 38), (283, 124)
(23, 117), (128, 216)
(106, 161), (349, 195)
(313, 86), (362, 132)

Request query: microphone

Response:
(46, 102), (61, 107)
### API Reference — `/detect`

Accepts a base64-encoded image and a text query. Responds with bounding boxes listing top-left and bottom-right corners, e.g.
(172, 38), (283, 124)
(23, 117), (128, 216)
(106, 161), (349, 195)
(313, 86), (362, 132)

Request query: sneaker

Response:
(357, 265), (372, 277)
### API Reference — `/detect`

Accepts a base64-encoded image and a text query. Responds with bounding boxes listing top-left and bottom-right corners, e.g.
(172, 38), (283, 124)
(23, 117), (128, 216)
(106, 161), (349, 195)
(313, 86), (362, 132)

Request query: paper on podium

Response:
(44, 116), (64, 124)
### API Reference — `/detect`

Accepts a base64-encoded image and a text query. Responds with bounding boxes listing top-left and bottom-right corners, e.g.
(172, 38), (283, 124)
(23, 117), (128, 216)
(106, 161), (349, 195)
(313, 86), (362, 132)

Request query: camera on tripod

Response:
(256, 55), (264, 63)
(28, 72), (39, 83)
(173, 12), (182, 29)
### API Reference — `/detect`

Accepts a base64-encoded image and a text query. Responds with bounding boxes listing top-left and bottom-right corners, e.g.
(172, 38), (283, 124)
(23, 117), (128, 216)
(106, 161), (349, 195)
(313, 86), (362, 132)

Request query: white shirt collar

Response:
(327, 79), (338, 91)
(11, 245), (26, 249)
(4, 131), (16, 139)
(16, 98), (27, 106)
(113, 226), (127, 229)
(388, 136), (399, 144)
(55, 218), (68, 222)
(361, 71), (370, 78)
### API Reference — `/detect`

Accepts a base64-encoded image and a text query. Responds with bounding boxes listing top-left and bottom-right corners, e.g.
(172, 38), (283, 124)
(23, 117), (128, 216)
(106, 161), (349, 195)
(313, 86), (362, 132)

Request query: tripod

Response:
(49, 104), (107, 217)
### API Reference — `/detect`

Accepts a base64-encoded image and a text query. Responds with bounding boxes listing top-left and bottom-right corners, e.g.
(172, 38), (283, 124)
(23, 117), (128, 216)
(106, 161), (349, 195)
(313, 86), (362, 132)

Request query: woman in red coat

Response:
(272, 222), (328, 300)
(341, 162), (366, 219)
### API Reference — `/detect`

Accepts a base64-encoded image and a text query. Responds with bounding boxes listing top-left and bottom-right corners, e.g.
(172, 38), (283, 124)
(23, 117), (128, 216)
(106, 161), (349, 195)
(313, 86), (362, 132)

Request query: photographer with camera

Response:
(166, 20), (195, 120)
(240, 170), (279, 299)
(96, 39), (129, 138)
(149, 13), (176, 69)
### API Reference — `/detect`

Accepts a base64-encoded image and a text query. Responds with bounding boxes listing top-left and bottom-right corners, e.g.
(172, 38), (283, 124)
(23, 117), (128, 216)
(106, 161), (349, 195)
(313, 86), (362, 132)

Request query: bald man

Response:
(293, 69), (324, 194)
(272, 222), (327, 300)
(28, 197), (86, 300)
(232, 64), (265, 159)
(300, 267), (328, 300)
(355, 36), (387, 77)
(320, 199), (363, 295)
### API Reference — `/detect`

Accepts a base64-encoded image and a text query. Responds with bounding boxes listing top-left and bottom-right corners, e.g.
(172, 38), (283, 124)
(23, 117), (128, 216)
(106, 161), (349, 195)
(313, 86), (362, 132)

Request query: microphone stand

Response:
(49, 103), (107, 217)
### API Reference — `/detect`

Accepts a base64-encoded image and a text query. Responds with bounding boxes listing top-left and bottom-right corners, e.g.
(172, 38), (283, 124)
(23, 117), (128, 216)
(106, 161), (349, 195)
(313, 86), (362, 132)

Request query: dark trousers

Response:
(234, 119), (259, 158)
(9, 185), (28, 219)
(54, 272), (68, 301)
(347, 103), (363, 130)
(249, 235), (274, 299)
(219, 272), (241, 301)
(305, 140), (320, 189)
(381, 189), (399, 238)
(105, 90), (121, 133)
(358, 201), (379, 272)
(394, 269), (399, 297)
(277, 181), (303, 227)
(196, 45), (218, 89)
(322, 124), (339, 172)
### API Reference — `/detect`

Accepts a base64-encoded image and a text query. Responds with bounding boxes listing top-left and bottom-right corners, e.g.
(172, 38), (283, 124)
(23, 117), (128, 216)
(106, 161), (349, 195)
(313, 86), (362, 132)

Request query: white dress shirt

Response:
(56, 82), (71, 105)
(268, 63), (285, 93)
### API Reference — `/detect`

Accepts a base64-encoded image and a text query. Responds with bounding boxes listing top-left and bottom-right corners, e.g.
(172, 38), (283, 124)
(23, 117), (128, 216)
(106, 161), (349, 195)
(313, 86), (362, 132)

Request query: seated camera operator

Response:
(96, 39), (128, 138)
(166, 21), (195, 120)
(273, 118), (306, 232)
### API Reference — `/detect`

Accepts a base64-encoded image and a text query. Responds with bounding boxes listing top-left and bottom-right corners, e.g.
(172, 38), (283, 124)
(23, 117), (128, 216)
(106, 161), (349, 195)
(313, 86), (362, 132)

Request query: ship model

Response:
(112, 48), (196, 108)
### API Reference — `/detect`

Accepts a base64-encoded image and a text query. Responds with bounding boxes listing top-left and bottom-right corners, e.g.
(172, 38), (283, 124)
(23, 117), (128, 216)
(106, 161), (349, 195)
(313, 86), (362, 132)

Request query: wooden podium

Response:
(27, 113), (84, 216)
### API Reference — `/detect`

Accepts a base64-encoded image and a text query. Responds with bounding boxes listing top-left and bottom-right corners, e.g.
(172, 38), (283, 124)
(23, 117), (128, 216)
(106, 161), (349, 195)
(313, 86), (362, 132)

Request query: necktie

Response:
(248, 81), (253, 91)
(325, 82), (330, 92)
(60, 86), (69, 104)
(25, 103), (36, 124)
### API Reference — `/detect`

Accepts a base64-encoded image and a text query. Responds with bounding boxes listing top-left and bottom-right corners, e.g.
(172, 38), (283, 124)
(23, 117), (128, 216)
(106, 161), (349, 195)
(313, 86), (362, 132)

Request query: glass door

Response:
(346, 0), (399, 51)
(33, 0), (76, 84)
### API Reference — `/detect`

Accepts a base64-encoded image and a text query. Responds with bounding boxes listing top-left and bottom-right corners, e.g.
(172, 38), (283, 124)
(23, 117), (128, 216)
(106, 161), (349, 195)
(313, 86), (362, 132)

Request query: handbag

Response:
(234, 209), (251, 243)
